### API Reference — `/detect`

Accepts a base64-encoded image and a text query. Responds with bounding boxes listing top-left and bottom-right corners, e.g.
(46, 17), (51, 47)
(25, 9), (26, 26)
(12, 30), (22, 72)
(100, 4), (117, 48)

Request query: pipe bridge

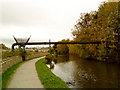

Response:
(12, 41), (103, 50)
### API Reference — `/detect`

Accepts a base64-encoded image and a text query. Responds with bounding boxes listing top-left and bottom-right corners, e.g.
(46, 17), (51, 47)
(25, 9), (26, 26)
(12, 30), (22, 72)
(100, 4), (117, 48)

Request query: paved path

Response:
(7, 57), (44, 88)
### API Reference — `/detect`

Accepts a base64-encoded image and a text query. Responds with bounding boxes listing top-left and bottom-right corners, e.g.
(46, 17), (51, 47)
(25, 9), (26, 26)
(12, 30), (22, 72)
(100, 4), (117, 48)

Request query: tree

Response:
(0, 44), (9, 49)
(70, 2), (119, 62)
(56, 39), (69, 55)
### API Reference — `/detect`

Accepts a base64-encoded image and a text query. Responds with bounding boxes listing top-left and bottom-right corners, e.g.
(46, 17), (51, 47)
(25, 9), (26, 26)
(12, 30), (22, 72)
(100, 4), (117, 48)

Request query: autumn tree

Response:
(70, 2), (119, 62)
(56, 39), (69, 55)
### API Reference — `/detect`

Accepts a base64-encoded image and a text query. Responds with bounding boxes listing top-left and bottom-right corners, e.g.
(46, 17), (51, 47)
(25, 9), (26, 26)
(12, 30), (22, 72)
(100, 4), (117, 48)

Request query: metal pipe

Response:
(11, 41), (102, 50)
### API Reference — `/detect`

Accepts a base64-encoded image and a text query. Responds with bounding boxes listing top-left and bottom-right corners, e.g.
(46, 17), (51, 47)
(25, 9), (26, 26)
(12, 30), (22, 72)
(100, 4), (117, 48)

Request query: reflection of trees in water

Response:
(118, 65), (120, 88)
(54, 55), (69, 63)
(72, 56), (118, 88)
(45, 54), (69, 69)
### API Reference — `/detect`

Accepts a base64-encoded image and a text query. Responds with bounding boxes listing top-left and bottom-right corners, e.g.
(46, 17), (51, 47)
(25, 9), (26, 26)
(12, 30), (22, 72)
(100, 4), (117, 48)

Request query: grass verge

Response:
(2, 61), (23, 88)
(35, 58), (69, 88)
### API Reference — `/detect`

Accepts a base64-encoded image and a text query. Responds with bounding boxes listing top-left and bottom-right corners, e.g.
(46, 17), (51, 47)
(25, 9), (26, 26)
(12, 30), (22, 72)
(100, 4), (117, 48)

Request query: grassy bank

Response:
(2, 61), (23, 88)
(35, 58), (69, 88)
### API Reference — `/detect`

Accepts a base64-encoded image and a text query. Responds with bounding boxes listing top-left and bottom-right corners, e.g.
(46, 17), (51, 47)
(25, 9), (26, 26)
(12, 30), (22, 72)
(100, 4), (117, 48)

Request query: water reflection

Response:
(50, 55), (119, 88)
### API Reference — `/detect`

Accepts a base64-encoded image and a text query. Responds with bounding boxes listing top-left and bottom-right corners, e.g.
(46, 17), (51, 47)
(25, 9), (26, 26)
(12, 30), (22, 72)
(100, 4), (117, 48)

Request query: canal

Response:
(48, 55), (120, 88)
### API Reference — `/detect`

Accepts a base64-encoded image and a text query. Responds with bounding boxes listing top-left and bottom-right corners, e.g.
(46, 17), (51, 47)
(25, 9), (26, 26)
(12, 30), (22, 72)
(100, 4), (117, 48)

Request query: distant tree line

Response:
(0, 44), (9, 50)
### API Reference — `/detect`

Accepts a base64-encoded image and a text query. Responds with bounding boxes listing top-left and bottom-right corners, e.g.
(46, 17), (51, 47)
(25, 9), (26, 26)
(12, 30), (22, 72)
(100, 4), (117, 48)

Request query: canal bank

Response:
(35, 58), (69, 88)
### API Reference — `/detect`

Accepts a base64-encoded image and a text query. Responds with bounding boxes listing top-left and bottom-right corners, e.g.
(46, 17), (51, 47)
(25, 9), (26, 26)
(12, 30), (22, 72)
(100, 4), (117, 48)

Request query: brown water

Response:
(49, 55), (120, 88)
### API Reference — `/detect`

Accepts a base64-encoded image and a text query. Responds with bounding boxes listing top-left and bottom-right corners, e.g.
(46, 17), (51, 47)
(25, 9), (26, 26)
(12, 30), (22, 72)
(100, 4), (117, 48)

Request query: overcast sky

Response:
(0, 0), (107, 47)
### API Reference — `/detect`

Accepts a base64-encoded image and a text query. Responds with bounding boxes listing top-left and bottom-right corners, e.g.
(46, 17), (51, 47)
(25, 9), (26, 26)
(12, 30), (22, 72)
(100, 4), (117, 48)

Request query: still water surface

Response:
(49, 55), (119, 88)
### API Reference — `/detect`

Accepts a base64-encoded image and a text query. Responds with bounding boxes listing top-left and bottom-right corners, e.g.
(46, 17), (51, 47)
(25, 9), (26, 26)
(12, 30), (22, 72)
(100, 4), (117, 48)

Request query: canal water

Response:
(49, 55), (120, 88)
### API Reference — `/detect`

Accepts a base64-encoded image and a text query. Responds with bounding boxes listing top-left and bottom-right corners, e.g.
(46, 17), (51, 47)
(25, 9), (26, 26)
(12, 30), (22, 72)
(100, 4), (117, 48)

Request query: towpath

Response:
(7, 57), (44, 88)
